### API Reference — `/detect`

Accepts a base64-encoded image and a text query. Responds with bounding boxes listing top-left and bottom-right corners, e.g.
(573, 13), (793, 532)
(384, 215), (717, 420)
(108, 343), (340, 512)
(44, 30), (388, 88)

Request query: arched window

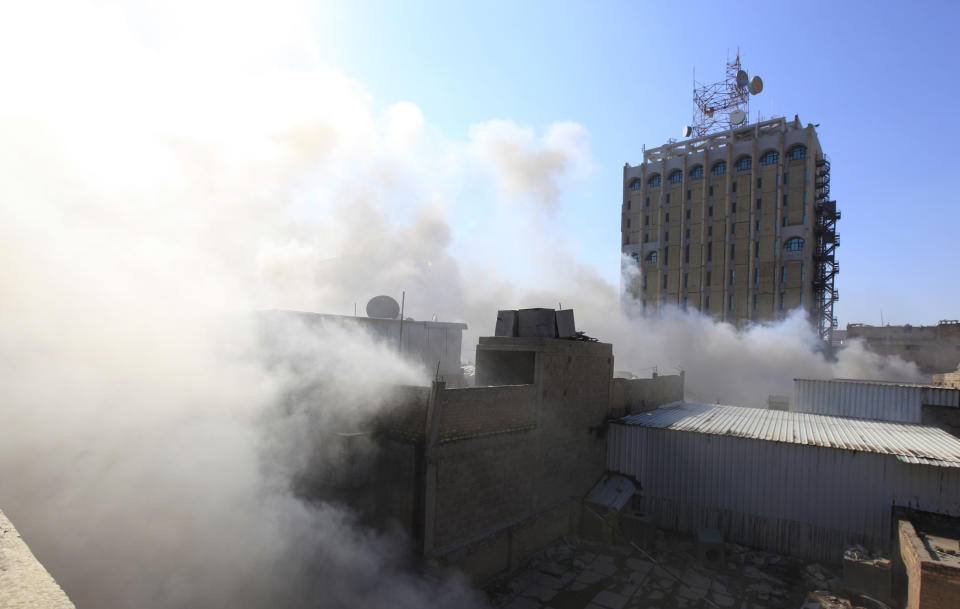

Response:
(689, 165), (704, 179)
(760, 150), (779, 166)
(669, 169), (683, 184)
(648, 174), (661, 187)
(645, 251), (658, 264)
(787, 145), (807, 161)
(735, 156), (752, 171)
(783, 237), (805, 252)
(711, 161), (726, 176)
(629, 179), (642, 191)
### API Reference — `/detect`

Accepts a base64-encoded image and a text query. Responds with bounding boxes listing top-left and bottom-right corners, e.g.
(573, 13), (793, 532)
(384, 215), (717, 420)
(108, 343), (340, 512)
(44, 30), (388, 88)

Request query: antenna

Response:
(682, 125), (693, 138)
(691, 53), (764, 136)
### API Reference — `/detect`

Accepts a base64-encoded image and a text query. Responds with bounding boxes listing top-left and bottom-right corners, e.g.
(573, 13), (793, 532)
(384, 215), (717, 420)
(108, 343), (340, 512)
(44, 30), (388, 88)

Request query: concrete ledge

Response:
(0, 509), (75, 609)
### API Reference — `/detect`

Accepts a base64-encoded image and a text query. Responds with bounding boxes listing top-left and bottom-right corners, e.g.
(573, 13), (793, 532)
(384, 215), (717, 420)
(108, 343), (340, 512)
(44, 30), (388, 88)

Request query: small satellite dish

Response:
(682, 125), (692, 138)
(749, 75), (763, 95)
(736, 70), (749, 88)
(730, 109), (747, 125)
(705, 108), (715, 118)
(366, 295), (400, 319)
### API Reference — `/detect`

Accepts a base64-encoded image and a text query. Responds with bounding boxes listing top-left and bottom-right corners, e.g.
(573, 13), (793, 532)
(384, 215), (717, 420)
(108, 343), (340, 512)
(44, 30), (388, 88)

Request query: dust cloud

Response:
(0, 2), (922, 608)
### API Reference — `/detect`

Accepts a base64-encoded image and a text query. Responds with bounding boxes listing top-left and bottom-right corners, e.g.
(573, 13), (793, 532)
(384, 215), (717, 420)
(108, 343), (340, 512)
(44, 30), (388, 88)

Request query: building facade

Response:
(846, 320), (960, 374)
(621, 116), (840, 337)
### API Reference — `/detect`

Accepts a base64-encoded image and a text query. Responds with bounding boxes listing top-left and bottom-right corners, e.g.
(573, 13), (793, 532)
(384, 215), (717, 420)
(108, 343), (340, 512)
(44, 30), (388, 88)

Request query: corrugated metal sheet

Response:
(584, 473), (636, 512)
(792, 378), (960, 422)
(608, 403), (960, 561)
(621, 402), (960, 467)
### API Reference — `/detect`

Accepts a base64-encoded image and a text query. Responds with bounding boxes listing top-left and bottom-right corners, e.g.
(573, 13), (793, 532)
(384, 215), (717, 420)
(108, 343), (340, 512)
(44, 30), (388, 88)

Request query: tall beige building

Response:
(621, 115), (839, 339)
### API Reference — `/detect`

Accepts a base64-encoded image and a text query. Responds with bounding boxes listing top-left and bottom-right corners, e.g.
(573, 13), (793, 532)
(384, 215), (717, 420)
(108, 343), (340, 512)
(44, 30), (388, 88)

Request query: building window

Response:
(690, 165), (704, 179)
(731, 223), (736, 234)
(626, 218), (631, 228)
(753, 294), (758, 311)
(645, 196), (650, 207)
(627, 200), (631, 210)
(781, 217), (787, 227)
(784, 171), (789, 185)
(645, 215), (649, 226)
(735, 156), (752, 171)
(645, 251), (657, 264)
(708, 205), (713, 217)
(662, 274), (668, 289)
(669, 170), (683, 184)
(684, 245), (690, 263)
(760, 150), (779, 166)
(732, 201), (737, 212)
(666, 212), (670, 222)
(707, 243), (712, 261)
(629, 179), (642, 191)
(784, 237), (805, 252)
(624, 235), (629, 245)
(686, 209), (691, 220)
(648, 174), (661, 187)
(755, 219), (760, 231)
(730, 244), (735, 260)
(708, 185), (714, 196)
(644, 233), (648, 243)
(783, 194), (788, 207)
(728, 293), (734, 311)
(665, 231), (669, 242)
(905, 345), (921, 351)
(684, 272), (689, 288)
(705, 295), (711, 310)
(666, 193), (671, 203)
(642, 274), (647, 289)
(754, 241), (760, 257)
(664, 248), (669, 264)
(732, 182), (737, 193)
(787, 145), (807, 161)
(685, 228), (690, 240)
(779, 292), (785, 310)
(800, 262), (805, 282)
(706, 270), (712, 286)
(712, 161), (726, 176)
(687, 189), (691, 201)
(756, 198), (762, 209)
(753, 267), (759, 284)
(708, 225), (713, 237)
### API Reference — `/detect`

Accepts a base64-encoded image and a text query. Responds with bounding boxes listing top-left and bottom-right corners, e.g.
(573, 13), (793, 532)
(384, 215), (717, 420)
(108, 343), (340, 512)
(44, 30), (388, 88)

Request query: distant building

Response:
(257, 309), (468, 385)
(621, 115), (840, 338)
(846, 320), (960, 374)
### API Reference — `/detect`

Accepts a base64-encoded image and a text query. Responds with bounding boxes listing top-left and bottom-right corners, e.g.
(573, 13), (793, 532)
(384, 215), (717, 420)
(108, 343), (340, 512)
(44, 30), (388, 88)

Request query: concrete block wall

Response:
(611, 374), (685, 418)
(436, 385), (537, 442)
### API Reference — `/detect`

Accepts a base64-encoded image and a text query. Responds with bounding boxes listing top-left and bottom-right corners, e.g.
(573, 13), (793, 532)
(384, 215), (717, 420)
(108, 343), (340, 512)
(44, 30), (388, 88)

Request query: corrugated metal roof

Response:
(620, 402), (960, 468)
(795, 377), (960, 392)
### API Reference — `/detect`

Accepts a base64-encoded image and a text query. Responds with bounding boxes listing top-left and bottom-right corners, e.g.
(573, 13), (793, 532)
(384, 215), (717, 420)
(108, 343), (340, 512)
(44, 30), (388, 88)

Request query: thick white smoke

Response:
(0, 2), (922, 608)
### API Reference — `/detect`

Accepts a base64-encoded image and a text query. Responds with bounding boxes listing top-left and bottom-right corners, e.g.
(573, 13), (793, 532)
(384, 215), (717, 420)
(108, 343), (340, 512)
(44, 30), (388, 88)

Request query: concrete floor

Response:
(486, 531), (869, 609)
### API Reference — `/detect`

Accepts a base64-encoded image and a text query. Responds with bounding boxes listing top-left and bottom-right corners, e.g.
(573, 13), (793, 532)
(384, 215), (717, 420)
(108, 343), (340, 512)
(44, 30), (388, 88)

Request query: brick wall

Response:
(899, 520), (960, 609)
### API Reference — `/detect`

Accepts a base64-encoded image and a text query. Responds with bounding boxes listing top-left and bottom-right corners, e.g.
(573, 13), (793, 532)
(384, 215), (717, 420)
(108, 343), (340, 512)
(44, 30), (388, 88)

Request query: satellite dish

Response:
(705, 108), (715, 118)
(736, 70), (749, 88)
(749, 75), (763, 95)
(730, 109), (746, 125)
(682, 125), (692, 138)
(366, 295), (400, 319)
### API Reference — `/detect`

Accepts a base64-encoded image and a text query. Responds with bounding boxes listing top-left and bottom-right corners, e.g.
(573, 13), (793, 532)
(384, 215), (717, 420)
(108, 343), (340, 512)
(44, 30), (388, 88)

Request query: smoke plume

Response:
(0, 2), (922, 608)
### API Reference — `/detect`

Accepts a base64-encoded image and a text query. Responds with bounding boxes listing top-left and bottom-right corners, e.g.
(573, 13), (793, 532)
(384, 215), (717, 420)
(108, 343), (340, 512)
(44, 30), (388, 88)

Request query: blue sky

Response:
(312, 1), (960, 327)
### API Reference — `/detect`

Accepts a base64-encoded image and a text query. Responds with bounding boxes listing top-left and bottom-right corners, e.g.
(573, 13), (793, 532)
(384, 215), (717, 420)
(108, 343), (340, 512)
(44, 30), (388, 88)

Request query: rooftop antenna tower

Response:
(686, 50), (763, 138)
